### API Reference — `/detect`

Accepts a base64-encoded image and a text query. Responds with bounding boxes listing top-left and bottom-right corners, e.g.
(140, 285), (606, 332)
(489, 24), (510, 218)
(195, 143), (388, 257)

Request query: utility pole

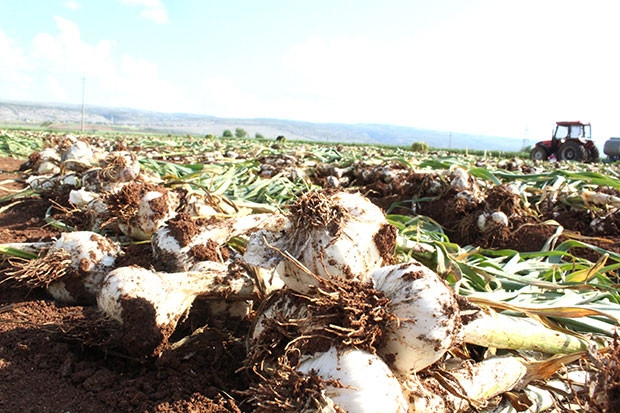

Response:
(80, 76), (86, 133)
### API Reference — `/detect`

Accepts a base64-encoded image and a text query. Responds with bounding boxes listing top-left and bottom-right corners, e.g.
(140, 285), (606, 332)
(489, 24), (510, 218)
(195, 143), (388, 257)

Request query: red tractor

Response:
(530, 121), (600, 162)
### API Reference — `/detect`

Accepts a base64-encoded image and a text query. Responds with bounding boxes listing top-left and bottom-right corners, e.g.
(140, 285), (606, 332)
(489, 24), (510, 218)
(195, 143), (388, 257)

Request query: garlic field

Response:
(1, 129), (620, 412)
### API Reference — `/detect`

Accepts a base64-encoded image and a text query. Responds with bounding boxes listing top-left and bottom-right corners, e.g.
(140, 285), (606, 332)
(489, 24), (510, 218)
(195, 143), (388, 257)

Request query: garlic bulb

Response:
(69, 188), (98, 207)
(477, 211), (509, 232)
(108, 184), (180, 240)
(152, 213), (272, 272)
(290, 192), (393, 285)
(61, 140), (96, 171)
(243, 214), (292, 269)
(371, 261), (461, 373)
(80, 151), (142, 194)
(449, 166), (472, 190)
(244, 191), (397, 293)
(20, 231), (120, 304)
(296, 346), (408, 412)
(100, 151), (140, 183)
(32, 147), (62, 175)
(26, 175), (57, 191)
(96, 263), (259, 356)
(491, 211), (509, 226)
(249, 290), (309, 341)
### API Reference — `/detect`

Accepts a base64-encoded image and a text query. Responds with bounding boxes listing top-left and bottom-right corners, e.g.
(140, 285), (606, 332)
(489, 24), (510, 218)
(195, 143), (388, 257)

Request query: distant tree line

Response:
(218, 128), (275, 141)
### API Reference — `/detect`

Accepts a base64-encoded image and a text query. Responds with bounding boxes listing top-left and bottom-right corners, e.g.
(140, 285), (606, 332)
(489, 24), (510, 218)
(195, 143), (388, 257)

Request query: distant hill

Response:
(0, 101), (526, 151)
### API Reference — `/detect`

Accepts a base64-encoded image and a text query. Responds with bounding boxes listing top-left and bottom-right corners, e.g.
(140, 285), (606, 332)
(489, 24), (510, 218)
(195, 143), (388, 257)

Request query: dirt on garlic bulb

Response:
(104, 182), (180, 240)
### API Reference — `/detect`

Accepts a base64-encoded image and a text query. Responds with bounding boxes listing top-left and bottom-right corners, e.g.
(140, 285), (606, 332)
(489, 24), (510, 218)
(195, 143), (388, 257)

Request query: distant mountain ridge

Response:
(0, 101), (525, 151)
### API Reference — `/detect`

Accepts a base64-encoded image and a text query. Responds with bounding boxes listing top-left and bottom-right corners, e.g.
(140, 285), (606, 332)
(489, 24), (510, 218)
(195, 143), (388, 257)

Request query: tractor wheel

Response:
(530, 145), (549, 161)
(588, 145), (600, 162)
(558, 140), (588, 161)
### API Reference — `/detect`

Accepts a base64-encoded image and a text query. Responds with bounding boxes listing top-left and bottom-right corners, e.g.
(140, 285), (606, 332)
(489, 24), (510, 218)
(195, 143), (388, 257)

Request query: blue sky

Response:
(1, 1), (619, 144)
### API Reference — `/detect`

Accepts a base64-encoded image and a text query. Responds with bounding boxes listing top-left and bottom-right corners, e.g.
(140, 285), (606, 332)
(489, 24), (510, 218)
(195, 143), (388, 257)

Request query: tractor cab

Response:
(530, 121), (599, 162)
(553, 121), (591, 141)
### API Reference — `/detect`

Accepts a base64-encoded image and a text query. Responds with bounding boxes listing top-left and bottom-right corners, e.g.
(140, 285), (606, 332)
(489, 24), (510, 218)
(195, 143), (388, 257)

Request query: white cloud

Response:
(282, 36), (384, 99)
(93, 53), (187, 112)
(0, 29), (32, 75)
(19, 16), (188, 112)
(120, 0), (169, 24)
(121, 54), (158, 79)
(0, 29), (33, 98)
(198, 75), (264, 117)
(63, 1), (81, 10)
(280, 35), (423, 124)
(31, 16), (115, 77)
(47, 75), (68, 101)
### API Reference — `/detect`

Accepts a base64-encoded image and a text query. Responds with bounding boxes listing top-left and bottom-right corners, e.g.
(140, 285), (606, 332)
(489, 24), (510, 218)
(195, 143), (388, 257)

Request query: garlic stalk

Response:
(296, 346), (408, 413)
(581, 189), (620, 209)
(371, 261), (461, 373)
(460, 302), (590, 353)
(483, 368), (591, 413)
(401, 358), (523, 412)
(403, 352), (586, 412)
(0, 241), (53, 257)
(96, 262), (259, 356)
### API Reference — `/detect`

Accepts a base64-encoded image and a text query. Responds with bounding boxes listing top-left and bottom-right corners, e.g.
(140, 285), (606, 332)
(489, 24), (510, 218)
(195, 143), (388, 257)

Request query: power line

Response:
(80, 76), (86, 132)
